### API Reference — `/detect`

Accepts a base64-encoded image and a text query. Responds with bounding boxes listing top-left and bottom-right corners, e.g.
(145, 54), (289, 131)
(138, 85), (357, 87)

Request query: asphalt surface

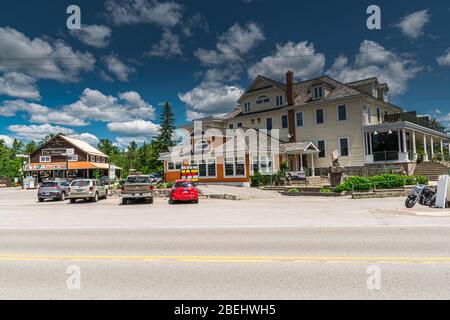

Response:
(0, 188), (449, 299)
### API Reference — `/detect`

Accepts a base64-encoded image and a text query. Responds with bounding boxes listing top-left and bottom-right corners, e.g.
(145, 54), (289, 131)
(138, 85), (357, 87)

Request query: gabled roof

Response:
(281, 141), (320, 153)
(60, 135), (107, 157)
(237, 75), (287, 103)
(345, 77), (378, 88)
(293, 76), (362, 105)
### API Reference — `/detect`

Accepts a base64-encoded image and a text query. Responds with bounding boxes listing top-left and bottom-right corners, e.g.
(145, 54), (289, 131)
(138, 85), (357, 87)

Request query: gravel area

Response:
(197, 184), (281, 200)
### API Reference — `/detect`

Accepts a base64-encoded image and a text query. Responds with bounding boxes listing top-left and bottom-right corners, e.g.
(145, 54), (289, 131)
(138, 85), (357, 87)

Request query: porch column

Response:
(412, 131), (417, 161)
(440, 139), (444, 156)
(402, 129), (408, 153)
(430, 136), (434, 157)
(423, 135), (429, 162)
(369, 133), (373, 154)
(300, 154), (304, 172)
(398, 130), (402, 152)
(310, 154), (315, 176)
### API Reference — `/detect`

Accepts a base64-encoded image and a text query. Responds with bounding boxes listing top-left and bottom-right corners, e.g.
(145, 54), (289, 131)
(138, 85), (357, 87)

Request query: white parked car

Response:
(68, 179), (108, 203)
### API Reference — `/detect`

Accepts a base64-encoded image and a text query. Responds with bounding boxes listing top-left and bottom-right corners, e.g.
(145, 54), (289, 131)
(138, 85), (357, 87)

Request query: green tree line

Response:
(0, 102), (176, 181)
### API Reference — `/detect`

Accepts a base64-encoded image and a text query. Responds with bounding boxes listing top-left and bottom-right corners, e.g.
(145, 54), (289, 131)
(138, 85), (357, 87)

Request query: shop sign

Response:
(181, 166), (199, 182)
(26, 164), (67, 171)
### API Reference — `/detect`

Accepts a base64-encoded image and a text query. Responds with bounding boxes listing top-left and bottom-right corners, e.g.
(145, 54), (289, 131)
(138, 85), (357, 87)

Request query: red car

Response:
(169, 180), (199, 204)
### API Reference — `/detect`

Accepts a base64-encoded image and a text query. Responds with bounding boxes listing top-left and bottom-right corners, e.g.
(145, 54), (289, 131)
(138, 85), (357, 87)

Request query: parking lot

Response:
(1, 187), (450, 299)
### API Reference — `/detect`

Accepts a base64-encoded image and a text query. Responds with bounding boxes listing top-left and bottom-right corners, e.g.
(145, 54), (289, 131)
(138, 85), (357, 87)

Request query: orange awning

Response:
(68, 162), (110, 170)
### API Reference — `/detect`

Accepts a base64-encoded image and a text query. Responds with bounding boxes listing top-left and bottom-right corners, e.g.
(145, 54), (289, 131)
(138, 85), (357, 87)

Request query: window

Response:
(251, 119), (255, 125)
(195, 140), (210, 152)
(244, 102), (251, 113)
(252, 156), (274, 175)
(207, 159), (216, 177)
(339, 138), (349, 157)
(296, 112), (303, 127)
(126, 176), (151, 184)
(237, 122), (243, 128)
(90, 155), (96, 162)
(96, 156), (100, 163)
(67, 155), (78, 162)
(257, 118), (261, 124)
(256, 95), (270, 105)
(225, 157), (246, 177)
(338, 105), (347, 121)
(281, 114), (288, 129)
(168, 161), (182, 171)
(377, 107), (381, 122)
(228, 123), (234, 130)
(40, 156), (51, 163)
(316, 109), (324, 124)
(313, 86), (324, 100)
(195, 159), (216, 178)
(266, 117), (273, 131)
(101, 157), (106, 163)
(276, 95), (284, 106)
(317, 140), (326, 158)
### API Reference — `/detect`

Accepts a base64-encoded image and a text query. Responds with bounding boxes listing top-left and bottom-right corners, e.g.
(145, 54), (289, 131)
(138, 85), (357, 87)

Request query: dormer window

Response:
(313, 86), (324, 100)
(244, 102), (251, 113)
(256, 95), (270, 105)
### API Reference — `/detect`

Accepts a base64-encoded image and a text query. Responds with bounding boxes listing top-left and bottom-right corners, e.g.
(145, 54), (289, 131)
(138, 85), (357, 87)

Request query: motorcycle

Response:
(405, 184), (436, 208)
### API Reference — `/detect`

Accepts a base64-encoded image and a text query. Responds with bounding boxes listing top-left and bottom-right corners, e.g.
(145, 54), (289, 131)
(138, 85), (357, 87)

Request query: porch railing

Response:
(372, 151), (399, 162)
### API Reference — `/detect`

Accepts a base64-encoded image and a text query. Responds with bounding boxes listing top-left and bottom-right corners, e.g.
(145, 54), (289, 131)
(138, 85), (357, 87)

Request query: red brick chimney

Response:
(286, 71), (295, 106)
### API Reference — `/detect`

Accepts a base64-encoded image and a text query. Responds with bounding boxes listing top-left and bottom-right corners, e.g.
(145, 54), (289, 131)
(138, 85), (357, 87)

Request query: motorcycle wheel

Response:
(405, 197), (416, 209)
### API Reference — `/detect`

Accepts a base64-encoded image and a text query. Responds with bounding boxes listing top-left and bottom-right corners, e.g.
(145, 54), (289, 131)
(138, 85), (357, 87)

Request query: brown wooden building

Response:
(25, 134), (110, 182)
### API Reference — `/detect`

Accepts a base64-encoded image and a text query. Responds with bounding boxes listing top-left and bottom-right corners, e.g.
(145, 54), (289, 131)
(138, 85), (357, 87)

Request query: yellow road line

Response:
(0, 254), (450, 264)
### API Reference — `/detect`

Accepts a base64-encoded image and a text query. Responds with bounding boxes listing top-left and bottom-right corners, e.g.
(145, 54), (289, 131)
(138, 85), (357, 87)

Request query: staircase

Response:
(413, 162), (450, 181)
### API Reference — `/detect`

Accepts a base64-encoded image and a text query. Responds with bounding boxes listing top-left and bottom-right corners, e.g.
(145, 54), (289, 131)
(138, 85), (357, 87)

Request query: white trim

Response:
(337, 104), (348, 122)
(295, 111), (304, 128)
(316, 139), (326, 158)
(40, 155), (51, 163)
(281, 114), (289, 129)
(223, 156), (247, 178)
(338, 136), (350, 157)
(315, 108), (325, 124)
(266, 117), (273, 130)
(167, 161), (182, 172)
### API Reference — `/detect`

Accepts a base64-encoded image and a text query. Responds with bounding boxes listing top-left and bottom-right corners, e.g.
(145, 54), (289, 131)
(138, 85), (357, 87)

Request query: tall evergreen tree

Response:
(157, 102), (176, 152)
(24, 141), (38, 155)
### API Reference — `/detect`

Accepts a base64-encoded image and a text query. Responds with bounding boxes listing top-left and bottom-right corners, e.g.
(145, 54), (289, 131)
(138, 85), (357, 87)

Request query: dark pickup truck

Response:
(121, 175), (154, 205)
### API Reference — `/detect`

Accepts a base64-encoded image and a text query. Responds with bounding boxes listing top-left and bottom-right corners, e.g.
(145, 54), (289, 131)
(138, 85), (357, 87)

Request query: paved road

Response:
(0, 189), (449, 299)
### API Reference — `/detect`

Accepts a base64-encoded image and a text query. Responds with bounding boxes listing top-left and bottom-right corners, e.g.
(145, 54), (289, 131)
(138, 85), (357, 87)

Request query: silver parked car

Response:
(68, 179), (108, 203)
(38, 180), (70, 202)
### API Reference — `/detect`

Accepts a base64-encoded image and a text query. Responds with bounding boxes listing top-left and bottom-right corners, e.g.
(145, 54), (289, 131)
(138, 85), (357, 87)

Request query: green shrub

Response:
(334, 174), (429, 193)
(320, 188), (332, 193)
(288, 188), (299, 193)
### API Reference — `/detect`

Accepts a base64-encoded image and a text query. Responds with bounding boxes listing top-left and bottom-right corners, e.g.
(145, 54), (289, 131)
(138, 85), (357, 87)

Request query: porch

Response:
(364, 121), (450, 164)
(280, 141), (320, 177)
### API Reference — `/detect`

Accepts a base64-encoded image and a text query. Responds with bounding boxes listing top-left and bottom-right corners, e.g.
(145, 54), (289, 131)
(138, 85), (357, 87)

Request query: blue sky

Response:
(0, 0), (449, 147)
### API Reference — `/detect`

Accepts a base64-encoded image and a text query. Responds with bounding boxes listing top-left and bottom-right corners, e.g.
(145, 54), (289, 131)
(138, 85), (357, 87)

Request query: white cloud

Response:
(437, 49), (450, 68)
(180, 13), (209, 37)
(195, 22), (265, 65)
(103, 53), (136, 82)
(179, 83), (243, 120)
(396, 9), (431, 39)
(145, 29), (182, 58)
(107, 119), (160, 136)
(326, 40), (422, 95)
(105, 0), (183, 28)
(0, 27), (95, 82)
(0, 135), (14, 147)
(64, 88), (156, 123)
(248, 41), (325, 81)
(71, 25), (112, 48)
(7, 124), (75, 141)
(69, 132), (100, 146)
(0, 72), (40, 100)
(1, 89), (156, 127)
(0, 99), (48, 117)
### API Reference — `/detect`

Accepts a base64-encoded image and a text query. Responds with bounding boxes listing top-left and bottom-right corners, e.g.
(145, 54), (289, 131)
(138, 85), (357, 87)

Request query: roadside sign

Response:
(181, 166), (199, 182)
(109, 165), (116, 179)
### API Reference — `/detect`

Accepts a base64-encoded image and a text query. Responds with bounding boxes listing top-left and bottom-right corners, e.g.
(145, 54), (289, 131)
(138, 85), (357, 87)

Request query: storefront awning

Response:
(25, 162), (111, 171)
